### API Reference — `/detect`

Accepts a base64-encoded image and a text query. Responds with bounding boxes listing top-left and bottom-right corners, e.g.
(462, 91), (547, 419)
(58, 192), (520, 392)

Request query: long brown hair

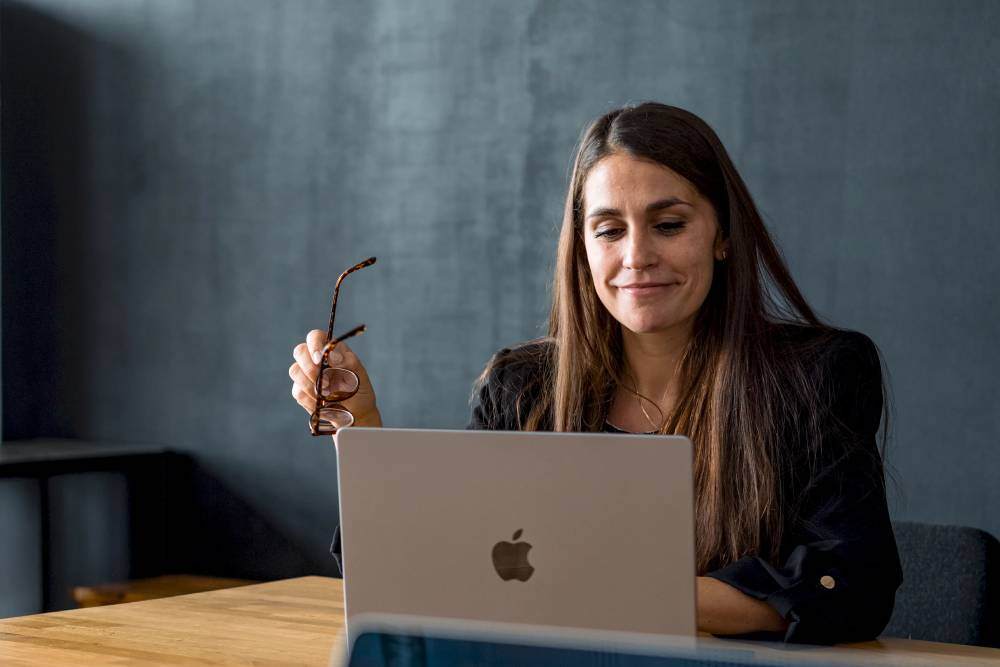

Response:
(476, 102), (891, 574)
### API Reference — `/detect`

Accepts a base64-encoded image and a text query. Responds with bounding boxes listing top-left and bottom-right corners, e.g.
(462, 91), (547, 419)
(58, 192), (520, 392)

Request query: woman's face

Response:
(581, 152), (727, 336)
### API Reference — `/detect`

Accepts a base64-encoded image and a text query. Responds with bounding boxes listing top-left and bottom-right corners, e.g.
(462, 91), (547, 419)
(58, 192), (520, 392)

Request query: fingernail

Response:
(329, 350), (343, 365)
(311, 351), (321, 364)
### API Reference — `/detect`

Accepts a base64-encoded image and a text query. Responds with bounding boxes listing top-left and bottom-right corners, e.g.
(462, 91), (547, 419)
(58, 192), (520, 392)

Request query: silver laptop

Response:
(334, 427), (695, 643)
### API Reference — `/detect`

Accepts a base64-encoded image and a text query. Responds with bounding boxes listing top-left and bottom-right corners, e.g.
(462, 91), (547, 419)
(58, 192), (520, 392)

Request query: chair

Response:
(883, 521), (999, 647)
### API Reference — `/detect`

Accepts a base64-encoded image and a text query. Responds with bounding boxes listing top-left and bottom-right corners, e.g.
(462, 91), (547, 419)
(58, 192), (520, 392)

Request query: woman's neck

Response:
(620, 318), (693, 403)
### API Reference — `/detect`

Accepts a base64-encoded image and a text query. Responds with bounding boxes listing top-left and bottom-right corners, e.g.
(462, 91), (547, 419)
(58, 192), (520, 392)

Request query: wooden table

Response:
(0, 576), (997, 666)
(0, 577), (344, 665)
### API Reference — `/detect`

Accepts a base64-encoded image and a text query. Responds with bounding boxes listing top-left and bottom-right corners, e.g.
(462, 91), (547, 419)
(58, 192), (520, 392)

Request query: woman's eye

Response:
(656, 221), (685, 233)
(594, 222), (685, 239)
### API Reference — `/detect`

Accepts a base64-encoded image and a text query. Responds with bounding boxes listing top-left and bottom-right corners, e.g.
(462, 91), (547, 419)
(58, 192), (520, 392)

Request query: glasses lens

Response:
(315, 406), (354, 433)
(320, 367), (360, 401)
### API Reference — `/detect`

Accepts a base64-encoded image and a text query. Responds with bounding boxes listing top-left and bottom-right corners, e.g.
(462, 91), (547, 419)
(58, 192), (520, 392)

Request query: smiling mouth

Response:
(618, 284), (676, 295)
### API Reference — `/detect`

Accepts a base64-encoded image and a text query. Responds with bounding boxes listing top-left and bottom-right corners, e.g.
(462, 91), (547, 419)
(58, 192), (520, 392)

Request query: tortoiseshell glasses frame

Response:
(309, 256), (376, 436)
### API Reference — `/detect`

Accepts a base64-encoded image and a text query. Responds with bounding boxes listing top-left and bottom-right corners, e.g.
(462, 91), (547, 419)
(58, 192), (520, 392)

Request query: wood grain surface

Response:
(0, 576), (345, 666)
(0, 576), (998, 666)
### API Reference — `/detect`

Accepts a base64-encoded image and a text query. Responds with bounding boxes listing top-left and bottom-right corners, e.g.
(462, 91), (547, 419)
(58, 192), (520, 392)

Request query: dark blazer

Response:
(465, 326), (903, 645)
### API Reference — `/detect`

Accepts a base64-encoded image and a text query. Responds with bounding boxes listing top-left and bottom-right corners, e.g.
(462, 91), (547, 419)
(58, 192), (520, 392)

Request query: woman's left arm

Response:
(702, 331), (903, 644)
(696, 575), (789, 635)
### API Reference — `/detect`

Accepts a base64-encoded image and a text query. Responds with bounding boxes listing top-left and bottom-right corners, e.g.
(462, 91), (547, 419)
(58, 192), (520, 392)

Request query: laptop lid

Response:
(334, 427), (695, 641)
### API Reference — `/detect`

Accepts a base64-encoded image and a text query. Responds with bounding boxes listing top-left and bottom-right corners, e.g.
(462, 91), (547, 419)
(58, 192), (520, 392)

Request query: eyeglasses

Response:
(309, 256), (376, 436)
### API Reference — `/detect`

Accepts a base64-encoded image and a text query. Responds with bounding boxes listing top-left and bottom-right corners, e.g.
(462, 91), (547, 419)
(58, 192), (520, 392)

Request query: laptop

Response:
(333, 427), (695, 644)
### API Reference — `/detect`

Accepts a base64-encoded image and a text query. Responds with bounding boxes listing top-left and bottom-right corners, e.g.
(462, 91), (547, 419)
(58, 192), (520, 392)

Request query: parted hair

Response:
(473, 102), (891, 574)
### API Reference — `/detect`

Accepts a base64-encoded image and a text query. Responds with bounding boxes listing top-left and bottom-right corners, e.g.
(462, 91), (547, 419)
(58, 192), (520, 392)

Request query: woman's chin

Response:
(621, 317), (683, 335)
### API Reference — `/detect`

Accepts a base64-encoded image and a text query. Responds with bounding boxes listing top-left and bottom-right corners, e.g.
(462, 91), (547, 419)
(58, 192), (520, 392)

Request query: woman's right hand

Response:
(289, 329), (382, 429)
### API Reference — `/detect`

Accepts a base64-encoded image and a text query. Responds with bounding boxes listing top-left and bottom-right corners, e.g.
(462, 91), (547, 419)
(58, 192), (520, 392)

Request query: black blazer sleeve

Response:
(706, 332), (903, 644)
(467, 351), (503, 430)
(467, 347), (521, 431)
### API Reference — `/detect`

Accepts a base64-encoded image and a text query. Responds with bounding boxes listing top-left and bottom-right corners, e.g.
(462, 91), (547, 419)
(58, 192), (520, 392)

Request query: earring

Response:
(720, 250), (728, 261)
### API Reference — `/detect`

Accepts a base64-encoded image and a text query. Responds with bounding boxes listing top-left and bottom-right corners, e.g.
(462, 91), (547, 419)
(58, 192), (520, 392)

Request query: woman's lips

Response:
(618, 283), (676, 296)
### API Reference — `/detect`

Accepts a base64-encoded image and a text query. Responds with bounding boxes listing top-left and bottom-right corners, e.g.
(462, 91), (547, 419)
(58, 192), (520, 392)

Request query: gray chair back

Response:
(884, 521), (999, 647)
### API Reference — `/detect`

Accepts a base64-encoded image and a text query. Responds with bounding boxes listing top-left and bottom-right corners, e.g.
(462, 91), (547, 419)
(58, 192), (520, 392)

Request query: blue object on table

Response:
(346, 629), (841, 667)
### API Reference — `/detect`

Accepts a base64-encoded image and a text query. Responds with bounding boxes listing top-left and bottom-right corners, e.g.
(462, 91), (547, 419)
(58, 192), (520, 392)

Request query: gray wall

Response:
(2, 0), (998, 598)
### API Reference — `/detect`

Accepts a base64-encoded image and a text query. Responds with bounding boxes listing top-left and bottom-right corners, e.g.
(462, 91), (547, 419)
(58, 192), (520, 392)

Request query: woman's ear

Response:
(714, 236), (730, 261)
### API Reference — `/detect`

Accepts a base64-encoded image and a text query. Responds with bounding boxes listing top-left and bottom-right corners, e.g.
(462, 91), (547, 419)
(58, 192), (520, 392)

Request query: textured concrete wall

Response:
(3, 0), (998, 595)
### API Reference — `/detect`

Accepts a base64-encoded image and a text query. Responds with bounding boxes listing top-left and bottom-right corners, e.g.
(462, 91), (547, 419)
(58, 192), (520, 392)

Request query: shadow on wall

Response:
(1, 3), (332, 591)
(2, 0), (103, 439)
(167, 453), (333, 581)
(0, 1), (146, 440)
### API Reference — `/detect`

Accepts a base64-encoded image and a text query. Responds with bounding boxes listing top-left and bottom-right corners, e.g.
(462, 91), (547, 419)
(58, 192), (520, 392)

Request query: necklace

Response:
(609, 379), (667, 434)
(637, 392), (663, 431)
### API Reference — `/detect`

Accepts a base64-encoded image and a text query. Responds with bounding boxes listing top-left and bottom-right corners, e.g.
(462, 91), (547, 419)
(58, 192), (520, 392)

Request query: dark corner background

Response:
(1, 0), (998, 615)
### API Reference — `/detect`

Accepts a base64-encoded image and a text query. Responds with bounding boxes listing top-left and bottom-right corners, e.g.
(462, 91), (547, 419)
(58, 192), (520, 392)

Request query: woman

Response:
(289, 102), (902, 645)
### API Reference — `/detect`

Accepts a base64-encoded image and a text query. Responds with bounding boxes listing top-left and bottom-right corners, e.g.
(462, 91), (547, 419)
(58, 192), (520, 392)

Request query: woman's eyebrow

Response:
(585, 196), (692, 221)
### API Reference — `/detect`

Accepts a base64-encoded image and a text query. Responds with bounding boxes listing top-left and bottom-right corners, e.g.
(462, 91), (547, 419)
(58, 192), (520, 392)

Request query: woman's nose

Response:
(622, 229), (657, 270)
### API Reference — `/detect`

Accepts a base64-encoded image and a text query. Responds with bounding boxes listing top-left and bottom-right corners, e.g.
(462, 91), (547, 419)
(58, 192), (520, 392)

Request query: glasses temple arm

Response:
(324, 257), (376, 340)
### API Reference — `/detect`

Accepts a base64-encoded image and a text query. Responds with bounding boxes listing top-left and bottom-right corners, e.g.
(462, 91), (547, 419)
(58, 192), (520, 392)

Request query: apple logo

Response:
(492, 529), (535, 581)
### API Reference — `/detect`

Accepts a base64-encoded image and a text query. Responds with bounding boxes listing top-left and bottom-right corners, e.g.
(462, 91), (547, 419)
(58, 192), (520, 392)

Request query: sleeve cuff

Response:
(705, 540), (845, 643)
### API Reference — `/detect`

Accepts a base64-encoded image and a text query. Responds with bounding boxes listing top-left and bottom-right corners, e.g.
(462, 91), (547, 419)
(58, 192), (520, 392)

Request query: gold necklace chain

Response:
(622, 375), (667, 433)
